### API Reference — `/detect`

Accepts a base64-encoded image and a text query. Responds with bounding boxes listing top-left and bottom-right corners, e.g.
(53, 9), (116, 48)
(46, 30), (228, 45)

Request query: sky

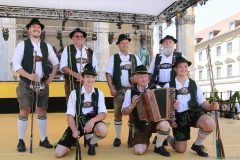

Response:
(162, 0), (240, 37)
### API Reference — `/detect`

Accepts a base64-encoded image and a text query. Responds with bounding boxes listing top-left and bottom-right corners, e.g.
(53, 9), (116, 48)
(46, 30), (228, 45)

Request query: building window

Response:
(199, 52), (202, 61)
(227, 65), (232, 77)
(227, 42), (232, 53)
(209, 31), (213, 39)
(199, 70), (202, 80)
(216, 67), (221, 78)
(207, 69), (210, 79)
(230, 21), (235, 31)
(216, 46), (221, 56)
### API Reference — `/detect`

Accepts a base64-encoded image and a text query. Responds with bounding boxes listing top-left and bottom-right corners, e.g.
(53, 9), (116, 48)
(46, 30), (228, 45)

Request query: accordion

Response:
(136, 88), (176, 122)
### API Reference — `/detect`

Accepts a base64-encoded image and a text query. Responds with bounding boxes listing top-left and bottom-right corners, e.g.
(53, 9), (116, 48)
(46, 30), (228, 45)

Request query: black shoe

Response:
(88, 144), (96, 156)
(152, 136), (157, 144)
(113, 138), (121, 147)
(154, 145), (171, 157)
(86, 138), (98, 147)
(39, 137), (53, 148)
(17, 139), (26, 152)
(191, 144), (209, 157)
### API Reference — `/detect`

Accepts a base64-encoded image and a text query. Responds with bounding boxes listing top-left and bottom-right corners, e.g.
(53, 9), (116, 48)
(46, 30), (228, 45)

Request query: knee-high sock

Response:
(114, 120), (122, 139)
(37, 116), (47, 141)
(18, 116), (28, 140)
(90, 133), (104, 145)
(194, 129), (212, 145)
(156, 130), (170, 148)
(128, 121), (135, 137)
(85, 134), (93, 140)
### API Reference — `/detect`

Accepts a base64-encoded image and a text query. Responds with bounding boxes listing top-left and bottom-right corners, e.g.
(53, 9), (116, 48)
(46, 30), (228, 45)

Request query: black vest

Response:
(112, 53), (137, 89)
(75, 88), (99, 116)
(169, 78), (203, 112)
(64, 44), (94, 81)
(150, 52), (182, 84)
(20, 39), (49, 84)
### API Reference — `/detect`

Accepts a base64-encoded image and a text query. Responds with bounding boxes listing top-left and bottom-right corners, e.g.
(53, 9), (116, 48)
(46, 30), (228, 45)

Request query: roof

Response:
(194, 12), (240, 44)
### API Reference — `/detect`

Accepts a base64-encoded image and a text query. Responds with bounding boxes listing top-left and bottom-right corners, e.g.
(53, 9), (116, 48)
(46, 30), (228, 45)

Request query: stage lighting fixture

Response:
(108, 32), (114, 44)
(92, 32), (97, 41)
(132, 14), (140, 29)
(2, 28), (9, 41)
(165, 20), (172, 27)
(116, 14), (123, 29)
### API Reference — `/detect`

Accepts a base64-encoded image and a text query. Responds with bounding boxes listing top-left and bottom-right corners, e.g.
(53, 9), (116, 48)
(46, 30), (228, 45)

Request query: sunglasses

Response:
(75, 35), (84, 39)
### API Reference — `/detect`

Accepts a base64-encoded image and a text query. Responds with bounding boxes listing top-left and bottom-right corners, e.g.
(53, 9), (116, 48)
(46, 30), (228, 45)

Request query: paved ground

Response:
(0, 113), (240, 160)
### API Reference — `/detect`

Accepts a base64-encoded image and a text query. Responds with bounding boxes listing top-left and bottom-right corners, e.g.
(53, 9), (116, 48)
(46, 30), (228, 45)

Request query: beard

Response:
(162, 47), (174, 56)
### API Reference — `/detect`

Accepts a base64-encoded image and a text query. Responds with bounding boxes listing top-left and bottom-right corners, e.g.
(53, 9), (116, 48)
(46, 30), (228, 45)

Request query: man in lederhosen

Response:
(148, 35), (183, 145)
(13, 18), (59, 152)
(164, 56), (219, 157)
(121, 65), (179, 157)
(54, 64), (108, 157)
(106, 34), (142, 147)
(60, 28), (98, 142)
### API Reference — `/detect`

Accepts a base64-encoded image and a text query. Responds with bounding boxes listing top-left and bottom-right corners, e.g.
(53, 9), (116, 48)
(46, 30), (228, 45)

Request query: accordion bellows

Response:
(136, 88), (176, 122)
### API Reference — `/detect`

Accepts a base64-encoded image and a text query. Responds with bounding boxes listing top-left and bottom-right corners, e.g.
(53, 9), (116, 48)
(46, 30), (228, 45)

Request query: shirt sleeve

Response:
(97, 89), (108, 114)
(121, 89), (131, 112)
(47, 43), (59, 66)
(163, 83), (169, 88)
(135, 55), (142, 66)
(148, 56), (156, 74)
(91, 52), (99, 72)
(105, 55), (114, 76)
(196, 82), (206, 105)
(66, 90), (76, 117)
(12, 41), (24, 72)
(60, 46), (68, 70)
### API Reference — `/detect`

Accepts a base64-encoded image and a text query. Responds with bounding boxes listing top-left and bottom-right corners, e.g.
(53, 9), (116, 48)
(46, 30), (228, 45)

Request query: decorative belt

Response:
(76, 58), (88, 64)
(82, 102), (92, 108)
(177, 87), (189, 95)
(35, 55), (43, 62)
(158, 63), (172, 69)
(120, 64), (131, 70)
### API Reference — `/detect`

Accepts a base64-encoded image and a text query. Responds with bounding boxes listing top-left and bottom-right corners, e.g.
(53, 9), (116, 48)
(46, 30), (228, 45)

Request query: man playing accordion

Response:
(121, 65), (179, 157)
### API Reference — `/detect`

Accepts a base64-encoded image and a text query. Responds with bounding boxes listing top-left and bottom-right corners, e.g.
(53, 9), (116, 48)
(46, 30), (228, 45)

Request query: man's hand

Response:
(45, 75), (54, 84)
(169, 120), (177, 128)
(73, 72), (83, 81)
(72, 130), (80, 139)
(110, 88), (117, 97)
(84, 119), (95, 133)
(210, 102), (219, 110)
(131, 95), (139, 108)
(130, 77), (136, 84)
(27, 73), (38, 81)
(173, 100), (180, 110)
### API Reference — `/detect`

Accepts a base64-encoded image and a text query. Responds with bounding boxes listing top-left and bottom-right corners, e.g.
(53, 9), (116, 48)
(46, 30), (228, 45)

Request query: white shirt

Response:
(148, 53), (185, 83)
(106, 52), (142, 87)
(60, 45), (98, 73)
(13, 40), (59, 78)
(164, 78), (206, 113)
(66, 86), (107, 117)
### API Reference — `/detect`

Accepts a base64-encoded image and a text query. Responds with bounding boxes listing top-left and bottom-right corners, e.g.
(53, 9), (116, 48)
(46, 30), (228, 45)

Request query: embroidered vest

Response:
(112, 53), (137, 89)
(169, 78), (202, 112)
(150, 52), (182, 84)
(64, 44), (93, 81)
(20, 39), (49, 84)
(75, 88), (99, 116)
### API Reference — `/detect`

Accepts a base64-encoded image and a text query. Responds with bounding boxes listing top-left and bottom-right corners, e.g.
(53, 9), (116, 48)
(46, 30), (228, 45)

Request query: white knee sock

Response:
(85, 134), (93, 140)
(114, 120), (122, 139)
(18, 116), (28, 140)
(156, 130), (170, 148)
(37, 116), (47, 141)
(90, 133), (104, 145)
(194, 129), (212, 145)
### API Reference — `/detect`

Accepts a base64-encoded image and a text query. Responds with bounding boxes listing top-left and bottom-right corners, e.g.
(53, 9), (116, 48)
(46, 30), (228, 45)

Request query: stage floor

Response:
(0, 113), (240, 160)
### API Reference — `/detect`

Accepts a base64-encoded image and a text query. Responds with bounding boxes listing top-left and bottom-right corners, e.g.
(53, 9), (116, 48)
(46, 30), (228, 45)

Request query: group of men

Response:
(13, 18), (219, 158)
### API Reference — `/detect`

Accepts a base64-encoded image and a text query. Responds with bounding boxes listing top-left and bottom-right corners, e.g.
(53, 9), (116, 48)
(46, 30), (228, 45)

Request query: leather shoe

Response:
(88, 144), (96, 156)
(154, 145), (171, 157)
(153, 136), (168, 146)
(191, 144), (209, 157)
(17, 139), (26, 152)
(113, 138), (121, 147)
(39, 137), (53, 148)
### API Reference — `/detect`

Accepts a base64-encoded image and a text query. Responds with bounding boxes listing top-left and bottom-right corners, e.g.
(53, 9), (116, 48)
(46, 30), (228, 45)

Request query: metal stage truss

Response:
(0, 0), (204, 25)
